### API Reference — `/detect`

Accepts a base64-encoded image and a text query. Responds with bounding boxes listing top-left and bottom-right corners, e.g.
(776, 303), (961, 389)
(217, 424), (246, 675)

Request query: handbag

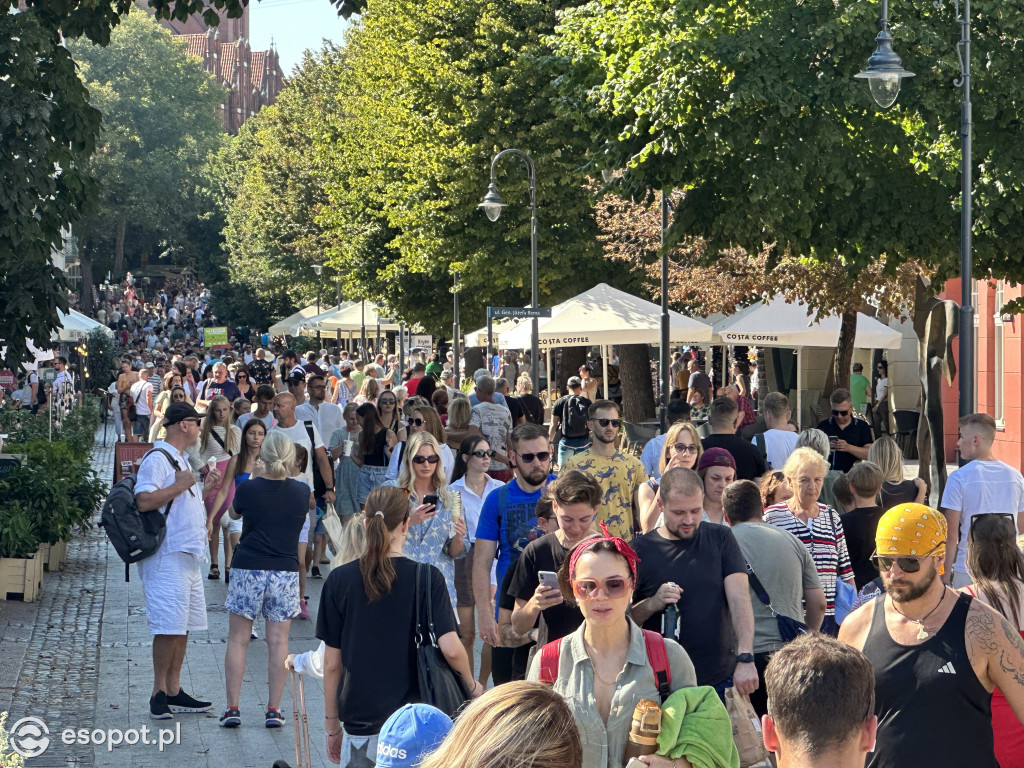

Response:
(745, 563), (808, 643)
(414, 562), (470, 717)
(826, 508), (858, 625)
(725, 687), (771, 768)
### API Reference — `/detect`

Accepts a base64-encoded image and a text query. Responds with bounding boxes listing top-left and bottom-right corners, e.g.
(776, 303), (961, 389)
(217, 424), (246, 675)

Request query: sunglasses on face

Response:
(832, 409), (849, 417)
(379, 399), (396, 405)
(172, 394), (185, 401)
(871, 544), (941, 574)
(469, 449), (495, 459)
(516, 451), (551, 465)
(407, 418), (424, 427)
(412, 454), (440, 465)
(592, 418), (622, 428)
(572, 576), (631, 601)
(672, 443), (699, 455)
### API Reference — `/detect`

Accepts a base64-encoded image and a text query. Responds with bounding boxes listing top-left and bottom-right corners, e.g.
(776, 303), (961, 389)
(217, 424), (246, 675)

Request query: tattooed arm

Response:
(965, 601), (1024, 724)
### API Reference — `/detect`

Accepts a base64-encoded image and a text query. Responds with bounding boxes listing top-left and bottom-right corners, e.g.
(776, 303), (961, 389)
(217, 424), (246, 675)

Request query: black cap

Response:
(163, 402), (202, 425)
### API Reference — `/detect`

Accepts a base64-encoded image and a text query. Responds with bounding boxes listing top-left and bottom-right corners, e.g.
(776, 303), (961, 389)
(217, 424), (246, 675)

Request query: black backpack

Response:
(99, 448), (180, 581)
(562, 395), (591, 438)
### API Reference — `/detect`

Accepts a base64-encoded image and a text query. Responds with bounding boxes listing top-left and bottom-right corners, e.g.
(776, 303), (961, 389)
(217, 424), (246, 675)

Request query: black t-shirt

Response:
(817, 416), (873, 473)
(230, 477), (309, 571)
(553, 394), (591, 438)
(506, 395), (524, 425)
(701, 433), (768, 481)
(316, 557), (456, 735)
(880, 479), (918, 511)
(248, 359), (275, 385)
(840, 505), (885, 589)
(507, 532), (585, 643)
(517, 393), (545, 425)
(633, 524), (747, 686)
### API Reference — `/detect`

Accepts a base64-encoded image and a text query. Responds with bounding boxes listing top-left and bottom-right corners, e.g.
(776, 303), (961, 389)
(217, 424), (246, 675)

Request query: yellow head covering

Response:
(875, 503), (947, 573)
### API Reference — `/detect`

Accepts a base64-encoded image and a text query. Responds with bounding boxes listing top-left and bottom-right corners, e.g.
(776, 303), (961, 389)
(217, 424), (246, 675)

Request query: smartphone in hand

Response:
(538, 570), (559, 591)
(423, 493), (439, 506)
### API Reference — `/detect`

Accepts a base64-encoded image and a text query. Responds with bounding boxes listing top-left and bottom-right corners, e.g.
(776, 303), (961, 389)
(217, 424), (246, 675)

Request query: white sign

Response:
(410, 334), (432, 354)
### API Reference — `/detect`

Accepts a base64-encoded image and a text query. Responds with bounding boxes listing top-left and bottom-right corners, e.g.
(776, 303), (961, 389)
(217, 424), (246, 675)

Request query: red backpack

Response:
(538, 629), (672, 700)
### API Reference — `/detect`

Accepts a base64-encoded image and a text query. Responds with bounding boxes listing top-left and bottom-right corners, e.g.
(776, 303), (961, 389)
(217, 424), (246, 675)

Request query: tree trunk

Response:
(619, 343), (656, 422)
(112, 214), (127, 277)
(554, 346), (587, 397)
(79, 246), (96, 315)
(825, 310), (858, 401)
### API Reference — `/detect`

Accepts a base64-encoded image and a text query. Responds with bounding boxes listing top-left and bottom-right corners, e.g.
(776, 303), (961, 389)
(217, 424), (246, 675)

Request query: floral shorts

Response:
(224, 568), (300, 622)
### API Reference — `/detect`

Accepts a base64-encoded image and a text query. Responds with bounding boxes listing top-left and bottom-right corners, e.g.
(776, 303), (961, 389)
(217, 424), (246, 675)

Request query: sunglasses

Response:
(407, 417), (424, 427)
(592, 418), (622, 428)
(572, 576), (631, 601)
(671, 443), (699, 455)
(871, 544), (941, 574)
(469, 449), (496, 459)
(970, 512), (1015, 534)
(379, 399), (396, 405)
(516, 451), (551, 465)
(832, 409), (849, 417)
(172, 394), (185, 401)
(412, 455), (440, 465)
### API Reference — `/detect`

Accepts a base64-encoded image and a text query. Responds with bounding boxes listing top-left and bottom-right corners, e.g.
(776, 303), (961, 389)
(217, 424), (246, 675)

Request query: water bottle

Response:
(623, 699), (662, 765)
(663, 603), (680, 642)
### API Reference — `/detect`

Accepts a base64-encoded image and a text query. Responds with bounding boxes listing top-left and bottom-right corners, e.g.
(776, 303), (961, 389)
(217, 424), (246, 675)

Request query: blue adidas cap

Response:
(375, 704), (453, 768)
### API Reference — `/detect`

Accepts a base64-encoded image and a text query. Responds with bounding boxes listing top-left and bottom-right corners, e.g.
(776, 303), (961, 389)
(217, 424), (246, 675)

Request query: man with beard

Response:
(630, 468), (758, 696)
(839, 503), (1024, 768)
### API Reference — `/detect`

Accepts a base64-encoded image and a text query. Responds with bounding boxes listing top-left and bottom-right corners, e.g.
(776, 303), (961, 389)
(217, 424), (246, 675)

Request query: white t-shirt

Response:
(876, 376), (889, 402)
(302, 401), (343, 449)
(761, 429), (799, 471)
(130, 380), (153, 416)
(135, 442), (206, 557)
(940, 458), (1024, 573)
(272, 420), (324, 488)
(237, 412), (276, 431)
(450, 475), (504, 542)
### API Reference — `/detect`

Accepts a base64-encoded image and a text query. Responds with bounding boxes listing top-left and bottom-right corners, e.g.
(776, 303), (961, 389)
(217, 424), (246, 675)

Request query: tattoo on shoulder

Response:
(966, 602), (1024, 688)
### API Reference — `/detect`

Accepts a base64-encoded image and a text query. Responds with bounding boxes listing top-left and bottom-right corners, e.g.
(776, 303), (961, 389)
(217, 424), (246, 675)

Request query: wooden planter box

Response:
(40, 540), (68, 572)
(0, 551), (44, 602)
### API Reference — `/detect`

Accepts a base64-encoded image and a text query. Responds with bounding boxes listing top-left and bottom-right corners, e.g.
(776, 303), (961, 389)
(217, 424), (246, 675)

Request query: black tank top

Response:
(862, 592), (996, 768)
(362, 429), (389, 467)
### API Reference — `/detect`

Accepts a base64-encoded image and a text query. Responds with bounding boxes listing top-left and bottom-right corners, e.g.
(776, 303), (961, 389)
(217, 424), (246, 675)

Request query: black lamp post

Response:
(856, 0), (974, 416)
(452, 270), (461, 389)
(479, 149), (540, 395)
(312, 263), (324, 342)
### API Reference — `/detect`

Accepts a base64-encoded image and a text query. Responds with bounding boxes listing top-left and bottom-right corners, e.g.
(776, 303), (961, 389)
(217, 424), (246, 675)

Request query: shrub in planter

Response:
(0, 503), (40, 559)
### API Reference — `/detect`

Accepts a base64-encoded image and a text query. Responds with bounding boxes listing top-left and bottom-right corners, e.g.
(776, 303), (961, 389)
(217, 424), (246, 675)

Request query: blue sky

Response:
(249, 0), (351, 75)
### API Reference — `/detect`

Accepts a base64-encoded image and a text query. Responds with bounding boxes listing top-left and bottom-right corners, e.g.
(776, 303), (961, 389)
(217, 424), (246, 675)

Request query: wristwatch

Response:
(736, 653), (755, 664)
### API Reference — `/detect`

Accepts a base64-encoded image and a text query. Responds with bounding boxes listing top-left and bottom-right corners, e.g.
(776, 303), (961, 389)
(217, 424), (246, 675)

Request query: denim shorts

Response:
(224, 568), (300, 622)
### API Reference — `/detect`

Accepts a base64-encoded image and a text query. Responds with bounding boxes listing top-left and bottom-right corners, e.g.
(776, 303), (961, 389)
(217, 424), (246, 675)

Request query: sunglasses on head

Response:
(516, 451), (551, 465)
(572, 576), (631, 601)
(407, 417), (424, 427)
(412, 454), (440, 465)
(592, 418), (622, 428)
(672, 443), (699, 454)
(469, 449), (495, 459)
(970, 512), (1015, 534)
(871, 544), (941, 573)
(832, 409), (849, 417)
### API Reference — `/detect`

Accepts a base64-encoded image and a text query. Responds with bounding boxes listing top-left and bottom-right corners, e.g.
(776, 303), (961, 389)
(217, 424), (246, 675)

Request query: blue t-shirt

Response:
(474, 475), (556, 610)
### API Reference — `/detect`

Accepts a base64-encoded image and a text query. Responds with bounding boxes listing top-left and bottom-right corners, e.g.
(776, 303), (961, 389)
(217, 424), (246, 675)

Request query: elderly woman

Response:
(796, 428), (845, 510)
(764, 447), (855, 636)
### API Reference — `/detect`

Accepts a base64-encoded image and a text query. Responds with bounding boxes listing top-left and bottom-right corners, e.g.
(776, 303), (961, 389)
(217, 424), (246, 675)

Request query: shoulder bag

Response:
(745, 563), (808, 642)
(414, 562), (470, 717)
(826, 508), (858, 624)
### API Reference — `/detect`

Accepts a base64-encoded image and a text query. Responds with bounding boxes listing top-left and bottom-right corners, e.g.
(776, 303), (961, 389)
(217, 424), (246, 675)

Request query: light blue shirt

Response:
(640, 433), (666, 480)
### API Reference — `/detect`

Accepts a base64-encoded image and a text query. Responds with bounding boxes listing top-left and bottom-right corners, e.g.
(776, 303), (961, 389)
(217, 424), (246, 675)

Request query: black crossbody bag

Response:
(746, 563), (809, 643)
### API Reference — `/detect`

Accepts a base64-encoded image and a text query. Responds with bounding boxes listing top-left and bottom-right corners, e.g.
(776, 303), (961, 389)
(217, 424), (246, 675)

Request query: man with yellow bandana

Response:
(839, 503), (1024, 768)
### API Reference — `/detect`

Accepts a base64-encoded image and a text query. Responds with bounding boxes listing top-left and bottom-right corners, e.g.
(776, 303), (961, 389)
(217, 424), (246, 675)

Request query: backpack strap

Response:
(538, 638), (563, 685)
(642, 629), (672, 701)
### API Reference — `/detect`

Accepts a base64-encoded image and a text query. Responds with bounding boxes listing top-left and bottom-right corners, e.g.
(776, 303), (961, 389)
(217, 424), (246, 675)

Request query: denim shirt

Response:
(528, 619), (698, 768)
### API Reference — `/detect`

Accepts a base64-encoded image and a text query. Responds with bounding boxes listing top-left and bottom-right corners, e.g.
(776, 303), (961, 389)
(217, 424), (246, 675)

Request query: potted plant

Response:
(0, 503), (43, 601)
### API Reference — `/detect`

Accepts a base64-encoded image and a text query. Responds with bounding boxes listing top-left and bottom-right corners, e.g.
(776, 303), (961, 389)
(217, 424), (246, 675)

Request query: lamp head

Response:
(312, 263), (324, 276)
(855, 28), (915, 109)
(478, 182), (506, 222)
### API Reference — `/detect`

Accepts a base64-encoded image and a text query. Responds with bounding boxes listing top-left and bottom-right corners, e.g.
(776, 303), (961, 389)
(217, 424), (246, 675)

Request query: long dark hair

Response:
(360, 486), (410, 602)
(357, 402), (384, 457)
(234, 418), (267, 481)
(451, 434), (489, 484)
(967, 514), (1024, 628)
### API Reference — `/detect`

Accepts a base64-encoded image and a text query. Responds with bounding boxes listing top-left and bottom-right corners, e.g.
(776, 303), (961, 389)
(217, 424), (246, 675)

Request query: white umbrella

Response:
(298, 301), (402, 335)
(268, 304), (325, 337)
(53, 309), (114, 342)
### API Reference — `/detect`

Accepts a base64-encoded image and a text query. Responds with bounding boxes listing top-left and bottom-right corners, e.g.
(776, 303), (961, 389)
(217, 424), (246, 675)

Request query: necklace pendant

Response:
(916, 626), (930, 641)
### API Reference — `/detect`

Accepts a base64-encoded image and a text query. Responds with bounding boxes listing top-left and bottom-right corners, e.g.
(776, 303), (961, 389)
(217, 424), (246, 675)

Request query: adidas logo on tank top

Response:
(937, 661), (956, 674)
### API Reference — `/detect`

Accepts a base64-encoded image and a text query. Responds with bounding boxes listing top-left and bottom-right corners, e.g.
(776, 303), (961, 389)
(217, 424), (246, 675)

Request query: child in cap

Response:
(375, 704), (453, 768)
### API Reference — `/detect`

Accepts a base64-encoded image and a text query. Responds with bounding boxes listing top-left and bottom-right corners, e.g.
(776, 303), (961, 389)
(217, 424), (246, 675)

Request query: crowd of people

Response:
(53, 277), (1020, 768)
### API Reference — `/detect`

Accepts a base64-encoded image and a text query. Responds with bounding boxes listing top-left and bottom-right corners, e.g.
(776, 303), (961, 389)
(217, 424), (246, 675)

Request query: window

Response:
(994, 282), (1005, 427)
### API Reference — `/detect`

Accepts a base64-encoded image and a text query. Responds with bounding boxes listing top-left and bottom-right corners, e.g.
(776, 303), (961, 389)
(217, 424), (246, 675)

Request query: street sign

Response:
(410, 334), (433, 354)
(0, 369), (15, 392)
(487, 306), (552, 320)
(41, 368), (58, 384)
(203, 326), (230, 348)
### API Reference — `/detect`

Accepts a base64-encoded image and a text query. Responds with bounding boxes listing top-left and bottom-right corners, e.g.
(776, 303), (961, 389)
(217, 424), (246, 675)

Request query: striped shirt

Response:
(764, 502), (853, 615)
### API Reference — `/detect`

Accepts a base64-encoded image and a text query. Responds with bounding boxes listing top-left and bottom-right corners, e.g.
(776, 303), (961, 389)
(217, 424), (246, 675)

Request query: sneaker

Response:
(166, 689), (212, 713)
(265, 708), (286, 728)
(311, 566), (321, 579)
(298, 601), (310, 620)
(150, 692), (173, 720)
(219, 708), (241, 728)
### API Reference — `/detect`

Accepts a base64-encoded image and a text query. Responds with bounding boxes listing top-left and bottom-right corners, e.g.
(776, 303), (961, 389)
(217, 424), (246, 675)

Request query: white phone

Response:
(539, 571), (559, 590)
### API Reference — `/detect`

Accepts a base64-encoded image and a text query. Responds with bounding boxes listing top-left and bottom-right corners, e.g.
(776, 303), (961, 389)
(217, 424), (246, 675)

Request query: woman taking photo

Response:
(219, 431), (308, 729)
(327, 403), (362, 518)
(764, 447), (855, 636)
(444, 395), (482, 452)
(961, 513), (1024, 768)
(638, 422), (703, 532)
(387, 431), (467, 615)
(189, 394), (241, 581)
(317, 486), (481, 764)
(354, 403), (398, 506)
(529, 532), (697, 768)
(869, 435), (927, 509)
(449, 435), (504, 681)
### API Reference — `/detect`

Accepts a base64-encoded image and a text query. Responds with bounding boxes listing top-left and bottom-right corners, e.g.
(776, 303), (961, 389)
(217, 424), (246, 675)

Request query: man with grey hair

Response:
(470, 373), (514, 481)
(469, 368), (507, 408)
(195, 361), (240, 411)
(759, 391), (799, 470)
(549, 376), (591, 467)
(440, 368), (460, 400)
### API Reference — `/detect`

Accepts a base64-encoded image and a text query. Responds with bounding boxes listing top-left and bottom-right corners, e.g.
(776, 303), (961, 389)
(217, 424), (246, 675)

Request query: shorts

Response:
(357, 464), (389, 505)
(224, 568), (300, 622)
(454, 545), (475, 607)
(299, 516), (311, 545)
(137, 550), (208, 635)
(133, 415), (151, 436)
(341, 730), (378, 768)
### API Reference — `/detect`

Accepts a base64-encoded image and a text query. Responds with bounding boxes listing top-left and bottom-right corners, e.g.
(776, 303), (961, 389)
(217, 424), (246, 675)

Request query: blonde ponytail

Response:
(259, 431), (296, 480)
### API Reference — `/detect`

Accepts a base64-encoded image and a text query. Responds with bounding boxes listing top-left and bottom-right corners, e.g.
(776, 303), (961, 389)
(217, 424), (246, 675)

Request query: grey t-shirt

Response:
(470, 402), (512, 460)
(731, 521), (822, 653)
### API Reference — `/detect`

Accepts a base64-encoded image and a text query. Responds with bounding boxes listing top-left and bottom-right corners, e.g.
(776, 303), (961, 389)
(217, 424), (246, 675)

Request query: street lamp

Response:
(659, 193), (672, 431)
(856, 0), (974, 416)
(312, 263), (324, 342)
(479, 149), (539, 394)
(452, 270), (461, 389)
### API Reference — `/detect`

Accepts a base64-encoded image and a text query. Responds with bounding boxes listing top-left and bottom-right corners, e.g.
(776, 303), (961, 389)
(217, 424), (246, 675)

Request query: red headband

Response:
(569, 522), (641, 582)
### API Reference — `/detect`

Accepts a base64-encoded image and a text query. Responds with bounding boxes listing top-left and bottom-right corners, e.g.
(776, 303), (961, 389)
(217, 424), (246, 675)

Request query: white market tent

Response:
(708, 294), (903, 426)
(297, 301), (402, 336)
(268, 304), (324, 337)
(54, 309), (114, 342)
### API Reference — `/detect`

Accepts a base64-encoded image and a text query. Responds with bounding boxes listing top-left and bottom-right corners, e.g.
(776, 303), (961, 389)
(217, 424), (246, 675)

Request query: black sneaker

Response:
(150, 691), (173, 720)
(265, 708), (286, 728)
(167, 689), (212, 713)
(219, 708), (241, 728)
(311, 566), (321, 579)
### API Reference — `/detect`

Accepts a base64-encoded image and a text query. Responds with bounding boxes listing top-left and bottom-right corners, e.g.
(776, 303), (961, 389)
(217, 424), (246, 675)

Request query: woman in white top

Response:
(449, 434), (504, 683)
(872, 360), (890, 437)
(189, 394), (242, 580)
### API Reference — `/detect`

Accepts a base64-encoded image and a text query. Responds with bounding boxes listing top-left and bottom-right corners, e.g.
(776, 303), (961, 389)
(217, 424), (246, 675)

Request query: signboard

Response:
(487, 306), (552, 320)
(410, 334), (433, 354)
(0, 369), (15, 392)
(114, 442), (155, 484)
(41, 368), (57, 384)
(203, 326), (230, 348)
(0, 454), (25, 479)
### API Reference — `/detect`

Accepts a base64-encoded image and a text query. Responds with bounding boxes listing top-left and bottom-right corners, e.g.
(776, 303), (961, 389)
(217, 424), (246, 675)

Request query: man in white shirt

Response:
(940, 412), (1024, 587)
(757, 392), (799, 471)
(134, 402), (220, 720)
(129, 368), (154, 444)
(300, 373), (342, 573)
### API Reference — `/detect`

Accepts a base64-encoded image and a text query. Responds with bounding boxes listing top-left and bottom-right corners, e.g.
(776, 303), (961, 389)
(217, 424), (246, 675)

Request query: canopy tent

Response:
(1, 341), (54, 371)
(293, 301), (356, 330)
(707, 294), (903, 426)
(54, 309), (114, 342)
(297, 300), (402, 335)
(464, 317), (520, 349)
(268, 304), (325, 337)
